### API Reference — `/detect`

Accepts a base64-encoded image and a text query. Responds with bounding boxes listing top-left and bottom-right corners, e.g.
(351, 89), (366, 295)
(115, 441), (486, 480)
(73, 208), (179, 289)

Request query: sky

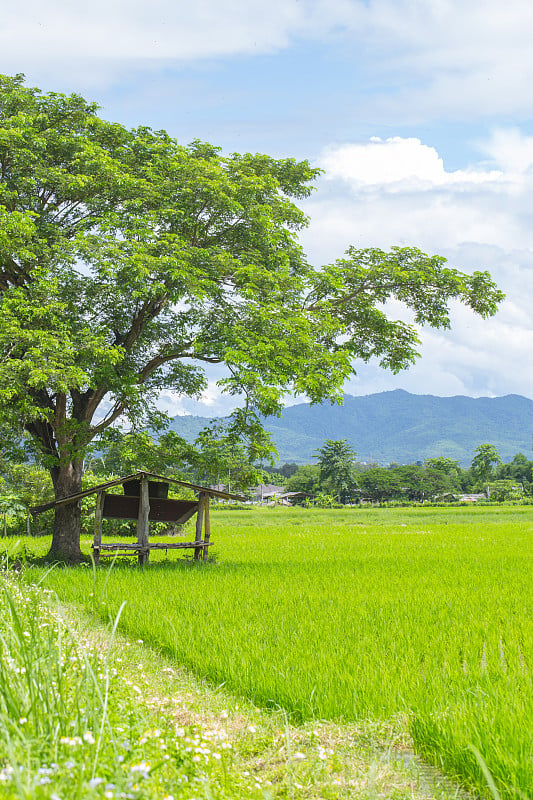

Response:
(4, 0), (533, 417)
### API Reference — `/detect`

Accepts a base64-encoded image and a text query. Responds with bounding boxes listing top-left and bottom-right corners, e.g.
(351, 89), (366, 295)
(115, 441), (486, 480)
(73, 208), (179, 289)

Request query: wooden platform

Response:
(91, 542), (213, 563)
(30, 470), (246, 567)
(91, 473), (217, 565)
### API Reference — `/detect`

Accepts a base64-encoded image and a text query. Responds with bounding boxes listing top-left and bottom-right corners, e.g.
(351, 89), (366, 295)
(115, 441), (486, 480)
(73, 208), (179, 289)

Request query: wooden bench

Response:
(91, 540), (213, 561)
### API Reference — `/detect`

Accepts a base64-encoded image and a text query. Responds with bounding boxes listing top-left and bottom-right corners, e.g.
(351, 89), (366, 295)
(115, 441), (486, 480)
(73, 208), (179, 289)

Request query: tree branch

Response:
(306, 284), (371, 311)
(179, 353), (223, 364)
(81, 386), (108, 425)
(90, 401), (126, 435)
(117, 295), (169, 351)
(25, 419), (59, 463)
(138, 349), (222, 384)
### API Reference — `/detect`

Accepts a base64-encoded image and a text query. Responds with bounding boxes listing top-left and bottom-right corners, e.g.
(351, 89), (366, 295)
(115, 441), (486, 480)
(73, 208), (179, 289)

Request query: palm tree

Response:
(471, 444), (502, 497)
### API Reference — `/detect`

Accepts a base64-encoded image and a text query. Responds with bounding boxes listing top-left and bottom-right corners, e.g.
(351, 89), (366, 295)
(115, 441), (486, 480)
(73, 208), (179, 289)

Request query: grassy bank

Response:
(0, 564), (261, 799)
(0, 566), (457, 800)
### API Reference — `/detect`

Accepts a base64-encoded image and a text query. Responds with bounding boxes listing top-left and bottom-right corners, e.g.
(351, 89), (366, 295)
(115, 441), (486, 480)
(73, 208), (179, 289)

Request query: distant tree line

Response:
(268, 441), (530, 505)
(0, 428), (530, 537)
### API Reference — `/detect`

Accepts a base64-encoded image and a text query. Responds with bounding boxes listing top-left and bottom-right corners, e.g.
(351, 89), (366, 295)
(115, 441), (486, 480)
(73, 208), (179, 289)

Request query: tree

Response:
(471, 444), (502, 493)
(486, 479), (524, 502)
(0, 490), (26, 537)
(191, 424), (261, 492)
(278, 463), (299, 479)
(495, 452), (532, 493)
(424, 456), (462, 494)
(0, 74), (504, 561)
(424, 456), (460, 475)
(284, 464), (321, 496)
(315, 439), (358, 503)
(396, 463), (458, 501)
(2, 462), (54, 509)
(88, 428), (196, 479)
(358, 467), (402, 502)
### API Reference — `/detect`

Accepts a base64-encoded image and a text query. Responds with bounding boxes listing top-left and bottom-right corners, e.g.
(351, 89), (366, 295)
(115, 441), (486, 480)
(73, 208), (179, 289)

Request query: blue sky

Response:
(4, 0), (533, 416)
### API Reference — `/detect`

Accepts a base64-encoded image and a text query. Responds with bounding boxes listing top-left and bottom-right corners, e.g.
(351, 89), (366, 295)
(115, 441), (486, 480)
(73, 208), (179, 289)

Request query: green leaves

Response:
(315, 440), (358, 503)
(471, 444), (502, 484)
(0, 73), (503, 505)
(309, 246), (504, 374)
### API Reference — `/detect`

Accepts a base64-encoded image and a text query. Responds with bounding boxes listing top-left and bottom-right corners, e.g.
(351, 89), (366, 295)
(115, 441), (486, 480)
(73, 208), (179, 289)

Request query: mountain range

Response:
(168, 390), (533, 466)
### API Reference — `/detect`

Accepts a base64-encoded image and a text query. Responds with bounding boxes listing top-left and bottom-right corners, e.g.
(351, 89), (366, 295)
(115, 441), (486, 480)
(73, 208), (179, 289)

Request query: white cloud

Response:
(305, 133), (533, 253)
(480, 129), (533, 176)
(0, 0), (324, 78)
(336, 0), (533, 119)
(296, 133), (533, 401)
(321, 137), (503, 190)
(158, 379), (242, 419)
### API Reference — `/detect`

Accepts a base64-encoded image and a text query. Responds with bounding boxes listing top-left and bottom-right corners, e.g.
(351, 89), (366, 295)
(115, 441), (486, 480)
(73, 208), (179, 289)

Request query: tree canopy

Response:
(471, 443), (502, 485)
(315, 439), (358, 503)
(0, 73), (504, 561)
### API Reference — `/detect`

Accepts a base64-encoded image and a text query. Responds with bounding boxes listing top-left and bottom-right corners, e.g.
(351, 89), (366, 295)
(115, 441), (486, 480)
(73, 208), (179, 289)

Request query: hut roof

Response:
(30, 470), (246, 515)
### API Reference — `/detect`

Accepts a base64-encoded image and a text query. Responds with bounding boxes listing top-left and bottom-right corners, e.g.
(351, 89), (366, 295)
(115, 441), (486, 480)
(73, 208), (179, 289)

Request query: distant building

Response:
(252, 485), (309, 505)
(254, 483), (285, 501)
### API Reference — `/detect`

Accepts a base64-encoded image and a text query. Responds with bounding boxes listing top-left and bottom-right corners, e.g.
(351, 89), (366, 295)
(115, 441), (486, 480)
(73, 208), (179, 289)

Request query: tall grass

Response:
(0, 551), (252, 799)
(27, 505), (533, 798)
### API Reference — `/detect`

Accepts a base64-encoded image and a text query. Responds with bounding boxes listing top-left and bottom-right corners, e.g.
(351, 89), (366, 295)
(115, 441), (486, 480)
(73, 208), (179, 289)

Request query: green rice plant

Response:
(23, 505), (533, 798)
(411, 656), (533, 800)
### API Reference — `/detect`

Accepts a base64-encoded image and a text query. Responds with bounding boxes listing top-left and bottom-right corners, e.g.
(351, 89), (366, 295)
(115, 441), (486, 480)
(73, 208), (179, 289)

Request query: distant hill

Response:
(168, 390), (533, 465)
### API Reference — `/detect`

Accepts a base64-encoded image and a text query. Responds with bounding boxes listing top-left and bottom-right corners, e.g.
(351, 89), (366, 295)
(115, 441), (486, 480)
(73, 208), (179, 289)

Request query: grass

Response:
(0, 552), (267, 799)
(16, 505), (533, 798)
(0, 563), (457, 800)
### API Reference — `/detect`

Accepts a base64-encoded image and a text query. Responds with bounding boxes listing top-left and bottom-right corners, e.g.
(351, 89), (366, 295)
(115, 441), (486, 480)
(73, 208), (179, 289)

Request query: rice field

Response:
(26, 505), (533, 799)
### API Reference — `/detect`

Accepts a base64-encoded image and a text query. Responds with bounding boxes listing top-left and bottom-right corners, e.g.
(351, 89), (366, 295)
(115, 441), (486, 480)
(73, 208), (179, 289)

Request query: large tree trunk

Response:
(47, 459), (84, 563)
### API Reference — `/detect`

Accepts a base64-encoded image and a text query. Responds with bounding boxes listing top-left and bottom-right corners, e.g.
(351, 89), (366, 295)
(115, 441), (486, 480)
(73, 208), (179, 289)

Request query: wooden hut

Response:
(30, 471), (245, 565)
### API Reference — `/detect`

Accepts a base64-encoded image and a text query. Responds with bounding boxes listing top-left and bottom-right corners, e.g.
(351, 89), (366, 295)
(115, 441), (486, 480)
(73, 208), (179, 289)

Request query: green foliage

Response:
(472, 443), (502, 485)
(0, 463), (53, 535)
(357, 467), (403, 501)
(494, 451), (533, 493)
(0, 73), (503, 558)
(314, 439), (358, 503)
(89, 428), (196, 479)
(424, 456), (460, 474)
(486, 479), (524, 502)
(2, 463), (54, 508)
(304, 492), (340, 508)
(192, 423), (262, 492)
(277, 462), (299, 479)
(287, 456), (464, 503)
(284, 464), (321, 495)
(0, 490), (26, 537)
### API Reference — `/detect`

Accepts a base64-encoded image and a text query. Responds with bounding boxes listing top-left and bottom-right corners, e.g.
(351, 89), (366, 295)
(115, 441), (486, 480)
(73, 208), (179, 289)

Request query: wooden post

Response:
(194, 493), (205, 561)
(137, 476), (150, 566)
(202, 494), (211, 562)
(93, 491), (105, 565)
